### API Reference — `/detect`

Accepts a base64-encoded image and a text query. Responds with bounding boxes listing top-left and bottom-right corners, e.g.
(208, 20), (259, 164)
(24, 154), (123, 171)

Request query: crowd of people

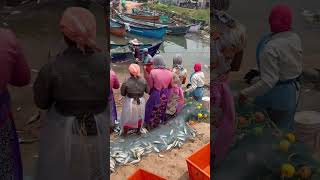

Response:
(212, 0), (303, 166)
(0, 5), (207, 179)
(110, 53), (206, 135)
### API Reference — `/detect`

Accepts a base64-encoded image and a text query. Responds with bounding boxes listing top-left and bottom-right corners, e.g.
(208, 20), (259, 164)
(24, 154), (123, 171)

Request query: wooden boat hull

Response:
(167, 25), (191, 35)
(114, 19), (167, 39)
(110, 19), (126, 37)
(127, 14), (160, 21)
(114, 12), (167, 39)
(129, 25), (167, 39)
(110, 27), (126, 37)
(111, 41), (163, 63)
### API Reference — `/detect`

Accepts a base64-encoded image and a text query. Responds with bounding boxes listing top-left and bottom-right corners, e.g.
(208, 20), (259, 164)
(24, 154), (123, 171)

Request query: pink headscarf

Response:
(269, 4), (292, 33)
(194, 63), (202, 72)
(60, 7), (101, 52)
(128, 64), (140, 77)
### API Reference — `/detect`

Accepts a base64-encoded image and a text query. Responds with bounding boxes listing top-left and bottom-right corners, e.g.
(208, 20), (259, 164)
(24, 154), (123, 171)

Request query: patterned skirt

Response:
(144, 88), (169, 129)
(0, 91), (23, 180)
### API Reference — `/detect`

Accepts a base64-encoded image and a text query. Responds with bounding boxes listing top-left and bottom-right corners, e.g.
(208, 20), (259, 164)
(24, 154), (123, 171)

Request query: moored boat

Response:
(127, 13), (160, 21)
(167, 25), (191, 35)
(113, 17), (167, 39)
(110, 18), (126, 37)
(111, 41), (163, 63)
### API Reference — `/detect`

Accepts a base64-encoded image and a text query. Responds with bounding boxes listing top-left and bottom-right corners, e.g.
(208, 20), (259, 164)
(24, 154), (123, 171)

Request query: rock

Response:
(302, 68), (320, 83)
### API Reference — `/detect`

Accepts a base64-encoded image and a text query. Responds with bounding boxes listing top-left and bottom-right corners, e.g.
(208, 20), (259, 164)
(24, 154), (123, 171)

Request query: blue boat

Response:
(111, 41), (163, 63)
(113, 12), (168, 39)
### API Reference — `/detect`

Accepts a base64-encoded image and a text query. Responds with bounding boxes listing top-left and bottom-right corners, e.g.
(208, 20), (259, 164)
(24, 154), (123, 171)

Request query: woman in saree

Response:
(145, 55), (173, 129)
(34, 7), (108, 180)
(165, 73), (185, 120)
(186, 63), (205, 102)
(0, 28), (30, 180)
(172, 54), (187, 85)
(110, 69), (120, 131)
(165, 54), (187, 119)
(212, 0), (247, 166)
(239, 4), (302, 131)
(120, 64), (148, 135)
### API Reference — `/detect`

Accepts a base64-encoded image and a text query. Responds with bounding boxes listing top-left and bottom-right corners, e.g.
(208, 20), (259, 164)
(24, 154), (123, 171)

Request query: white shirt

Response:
(187, 71), (205, 92)
(242, 31), (303, 97)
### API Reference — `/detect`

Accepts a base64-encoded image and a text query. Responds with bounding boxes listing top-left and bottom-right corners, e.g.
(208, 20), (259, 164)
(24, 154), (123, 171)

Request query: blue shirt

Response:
(143, 54), (152, 64)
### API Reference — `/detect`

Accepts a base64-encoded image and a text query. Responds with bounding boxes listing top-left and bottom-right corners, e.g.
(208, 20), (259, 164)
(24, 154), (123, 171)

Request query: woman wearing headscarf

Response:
(172, 54), (187, 85)
(0, 28), (30, 180)
(110, 69), (120, 131)
(165, 73), (185, 120)
(145, 55), (173, 129)
(212, 0), (247, 166)
(165, 54), (187, 119)
(142, 48), (153, 82)
(34, 7), (108, 180)
(186, 64), (205, 102)
(120, 64), (148, 135)
(239, 4), (303, 130)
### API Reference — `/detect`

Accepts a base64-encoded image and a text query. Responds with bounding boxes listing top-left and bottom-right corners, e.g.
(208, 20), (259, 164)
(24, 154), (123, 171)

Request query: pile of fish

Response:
(110, 123), (196, 173)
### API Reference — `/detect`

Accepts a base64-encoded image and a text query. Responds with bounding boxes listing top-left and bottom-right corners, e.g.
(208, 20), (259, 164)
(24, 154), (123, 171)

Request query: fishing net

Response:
(213, 100), (320, 180)
(110, 97), (209, 173)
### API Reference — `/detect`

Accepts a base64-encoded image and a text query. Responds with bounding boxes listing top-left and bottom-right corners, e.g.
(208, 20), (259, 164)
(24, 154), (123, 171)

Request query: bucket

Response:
(294, 111), (320, 150)
(202, 96), (210, 111)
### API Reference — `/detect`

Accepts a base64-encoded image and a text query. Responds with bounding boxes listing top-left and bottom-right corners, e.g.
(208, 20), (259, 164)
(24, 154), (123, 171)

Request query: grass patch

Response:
(144, 3), (209, 23)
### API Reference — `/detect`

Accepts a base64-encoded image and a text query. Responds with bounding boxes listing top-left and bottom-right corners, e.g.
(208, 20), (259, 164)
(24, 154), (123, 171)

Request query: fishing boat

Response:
(110, 19), (126, 37)
(113, 16), (167, 39)
(111, 41), (163, 63)
(127, 13), (160, 21)
(167, 25), (191, 35)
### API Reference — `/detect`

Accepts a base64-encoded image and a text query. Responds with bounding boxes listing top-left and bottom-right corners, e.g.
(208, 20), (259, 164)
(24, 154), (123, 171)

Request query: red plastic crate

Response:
(127, 169), (167, 180)
(186, 143), (210, 180)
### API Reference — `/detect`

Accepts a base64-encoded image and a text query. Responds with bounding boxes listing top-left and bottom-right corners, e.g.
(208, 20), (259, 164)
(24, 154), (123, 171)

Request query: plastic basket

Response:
(127, 169), (167, 180)
(186, 143), (210, 180)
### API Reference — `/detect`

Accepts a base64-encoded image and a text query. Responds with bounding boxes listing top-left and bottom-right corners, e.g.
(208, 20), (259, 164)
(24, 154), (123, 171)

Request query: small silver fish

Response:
(153, 146), (160, 153)
(110, 168), (115, 173)
(153, 141), (162, 144)
(115, 157), (125, 163)
(166, 143), (173, 150)
(184, 127), (187, 135)
(170, 129), (174, 136)
(158, 154), (164, 158)
(177, 137), (185, 141)
(130, 158), (141, 164)
(123, 156), (130, 164)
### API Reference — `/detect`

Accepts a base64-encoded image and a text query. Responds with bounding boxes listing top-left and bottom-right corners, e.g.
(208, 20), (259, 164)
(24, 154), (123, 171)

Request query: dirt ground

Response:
(110, 122), (210, 180)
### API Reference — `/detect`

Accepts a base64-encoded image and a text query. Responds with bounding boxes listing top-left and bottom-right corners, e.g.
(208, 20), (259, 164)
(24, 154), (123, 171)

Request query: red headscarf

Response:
(194, 63), (202, 72)
(269, 4), (292, 33)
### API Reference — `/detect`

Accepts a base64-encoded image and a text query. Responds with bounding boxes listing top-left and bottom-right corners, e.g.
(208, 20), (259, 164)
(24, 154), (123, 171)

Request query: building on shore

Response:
(158, 0), (209, 9)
